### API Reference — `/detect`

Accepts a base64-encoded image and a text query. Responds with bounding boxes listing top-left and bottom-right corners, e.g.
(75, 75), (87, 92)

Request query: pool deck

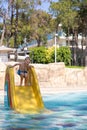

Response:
(1, 85), (87, 96)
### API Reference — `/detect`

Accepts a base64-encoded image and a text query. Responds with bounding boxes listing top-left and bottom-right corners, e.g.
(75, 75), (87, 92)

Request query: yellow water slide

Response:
(5, 66), (45, 114)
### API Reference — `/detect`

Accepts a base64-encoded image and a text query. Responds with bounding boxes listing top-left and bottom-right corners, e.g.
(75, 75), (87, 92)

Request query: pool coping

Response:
(1, 87), (87, 96)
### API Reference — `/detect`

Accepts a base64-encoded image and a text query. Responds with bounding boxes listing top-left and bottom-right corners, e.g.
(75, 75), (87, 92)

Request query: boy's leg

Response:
(25, 75), (29, 86)
(24, 73), (30, 86)
(20, 75), (23, 86)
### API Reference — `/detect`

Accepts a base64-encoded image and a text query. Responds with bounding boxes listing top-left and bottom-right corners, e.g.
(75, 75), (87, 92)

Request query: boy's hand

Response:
(8, 65), (13, 68)
(29, 65), (34, 68)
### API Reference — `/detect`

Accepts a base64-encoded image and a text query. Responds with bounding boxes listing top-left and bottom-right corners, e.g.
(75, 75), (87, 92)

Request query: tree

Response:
(0, 0), (8, 46)
(78, 0), (87, 38)
(0, 0), (51, 47)
(49, 0), (78, 43)
(28, 10), (52, 46)
(7, 0), (34, 47)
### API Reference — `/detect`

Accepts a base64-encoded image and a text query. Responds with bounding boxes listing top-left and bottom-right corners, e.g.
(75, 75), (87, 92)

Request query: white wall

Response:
(0, 53), (8, 62)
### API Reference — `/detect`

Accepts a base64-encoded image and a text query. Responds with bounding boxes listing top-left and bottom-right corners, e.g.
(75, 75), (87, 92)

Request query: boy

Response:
(12, 56), (32, 86)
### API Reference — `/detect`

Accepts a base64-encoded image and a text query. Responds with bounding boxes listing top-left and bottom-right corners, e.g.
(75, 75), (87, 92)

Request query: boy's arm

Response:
(13, 63), (20, 67)
(9, 63), (20, 68)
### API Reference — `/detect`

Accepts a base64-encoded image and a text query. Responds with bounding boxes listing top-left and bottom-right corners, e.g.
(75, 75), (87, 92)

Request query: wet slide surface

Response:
(4, 66), (45, 114)
(14, 85), (44, 113)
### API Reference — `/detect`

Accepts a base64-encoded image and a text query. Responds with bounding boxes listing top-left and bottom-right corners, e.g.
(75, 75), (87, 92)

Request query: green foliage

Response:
(29, 46), (71, 65)
(29, 47), (47, 63)
(9, 37), (14, 47)
(46, 47), (55, 63)
(56, 46), (72, 65)
(29, 10), (52, 46)
(0, 0), (87, 48)
(50, 0), (78, 34)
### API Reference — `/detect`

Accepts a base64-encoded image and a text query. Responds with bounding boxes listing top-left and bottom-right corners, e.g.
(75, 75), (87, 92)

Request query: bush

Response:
(29, 47), (47, 63)
(29, 46), (72, 65)
(46, 47), (55, 63)
(57, 46), (71, 65)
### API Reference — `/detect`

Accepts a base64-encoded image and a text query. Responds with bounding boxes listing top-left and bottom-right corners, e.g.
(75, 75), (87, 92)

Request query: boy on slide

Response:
(11, 56), (32, 86)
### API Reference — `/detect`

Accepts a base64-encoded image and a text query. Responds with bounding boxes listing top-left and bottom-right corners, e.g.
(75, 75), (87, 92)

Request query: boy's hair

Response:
(25, 56), (31, 61)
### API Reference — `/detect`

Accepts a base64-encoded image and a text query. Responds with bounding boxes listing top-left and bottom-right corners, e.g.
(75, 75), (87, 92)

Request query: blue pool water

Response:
(0, 92), (87, 130)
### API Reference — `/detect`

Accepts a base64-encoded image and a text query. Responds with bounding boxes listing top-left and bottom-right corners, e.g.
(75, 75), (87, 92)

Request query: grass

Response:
(66, 65), (84, 69)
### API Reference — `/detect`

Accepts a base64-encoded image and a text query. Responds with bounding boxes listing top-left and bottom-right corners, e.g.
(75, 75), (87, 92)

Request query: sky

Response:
(37, 0), (58, 12)
(0, 0), (58, 23)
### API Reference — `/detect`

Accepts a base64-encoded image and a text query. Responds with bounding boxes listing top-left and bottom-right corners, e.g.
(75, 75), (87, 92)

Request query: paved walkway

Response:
(40, 85), (87, 95)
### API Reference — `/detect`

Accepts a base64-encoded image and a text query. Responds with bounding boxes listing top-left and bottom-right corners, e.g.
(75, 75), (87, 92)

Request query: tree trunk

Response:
(37, 37), (41, 47)
(67, 26), (70, 45)
(0, 19), (6, 46)
(14, 3), (19, 47)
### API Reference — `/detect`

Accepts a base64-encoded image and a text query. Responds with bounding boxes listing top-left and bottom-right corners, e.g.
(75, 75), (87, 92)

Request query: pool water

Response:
(0, 92), (87, 130)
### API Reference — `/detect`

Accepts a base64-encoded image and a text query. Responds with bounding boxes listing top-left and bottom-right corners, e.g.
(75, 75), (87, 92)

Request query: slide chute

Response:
(4, 66), (45, 114)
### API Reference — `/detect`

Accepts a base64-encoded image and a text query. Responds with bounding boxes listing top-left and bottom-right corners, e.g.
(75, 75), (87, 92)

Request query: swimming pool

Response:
(0, 91), (87, 130)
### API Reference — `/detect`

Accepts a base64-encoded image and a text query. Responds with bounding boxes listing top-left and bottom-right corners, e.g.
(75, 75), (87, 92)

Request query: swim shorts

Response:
(17, 69), (27, 76)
